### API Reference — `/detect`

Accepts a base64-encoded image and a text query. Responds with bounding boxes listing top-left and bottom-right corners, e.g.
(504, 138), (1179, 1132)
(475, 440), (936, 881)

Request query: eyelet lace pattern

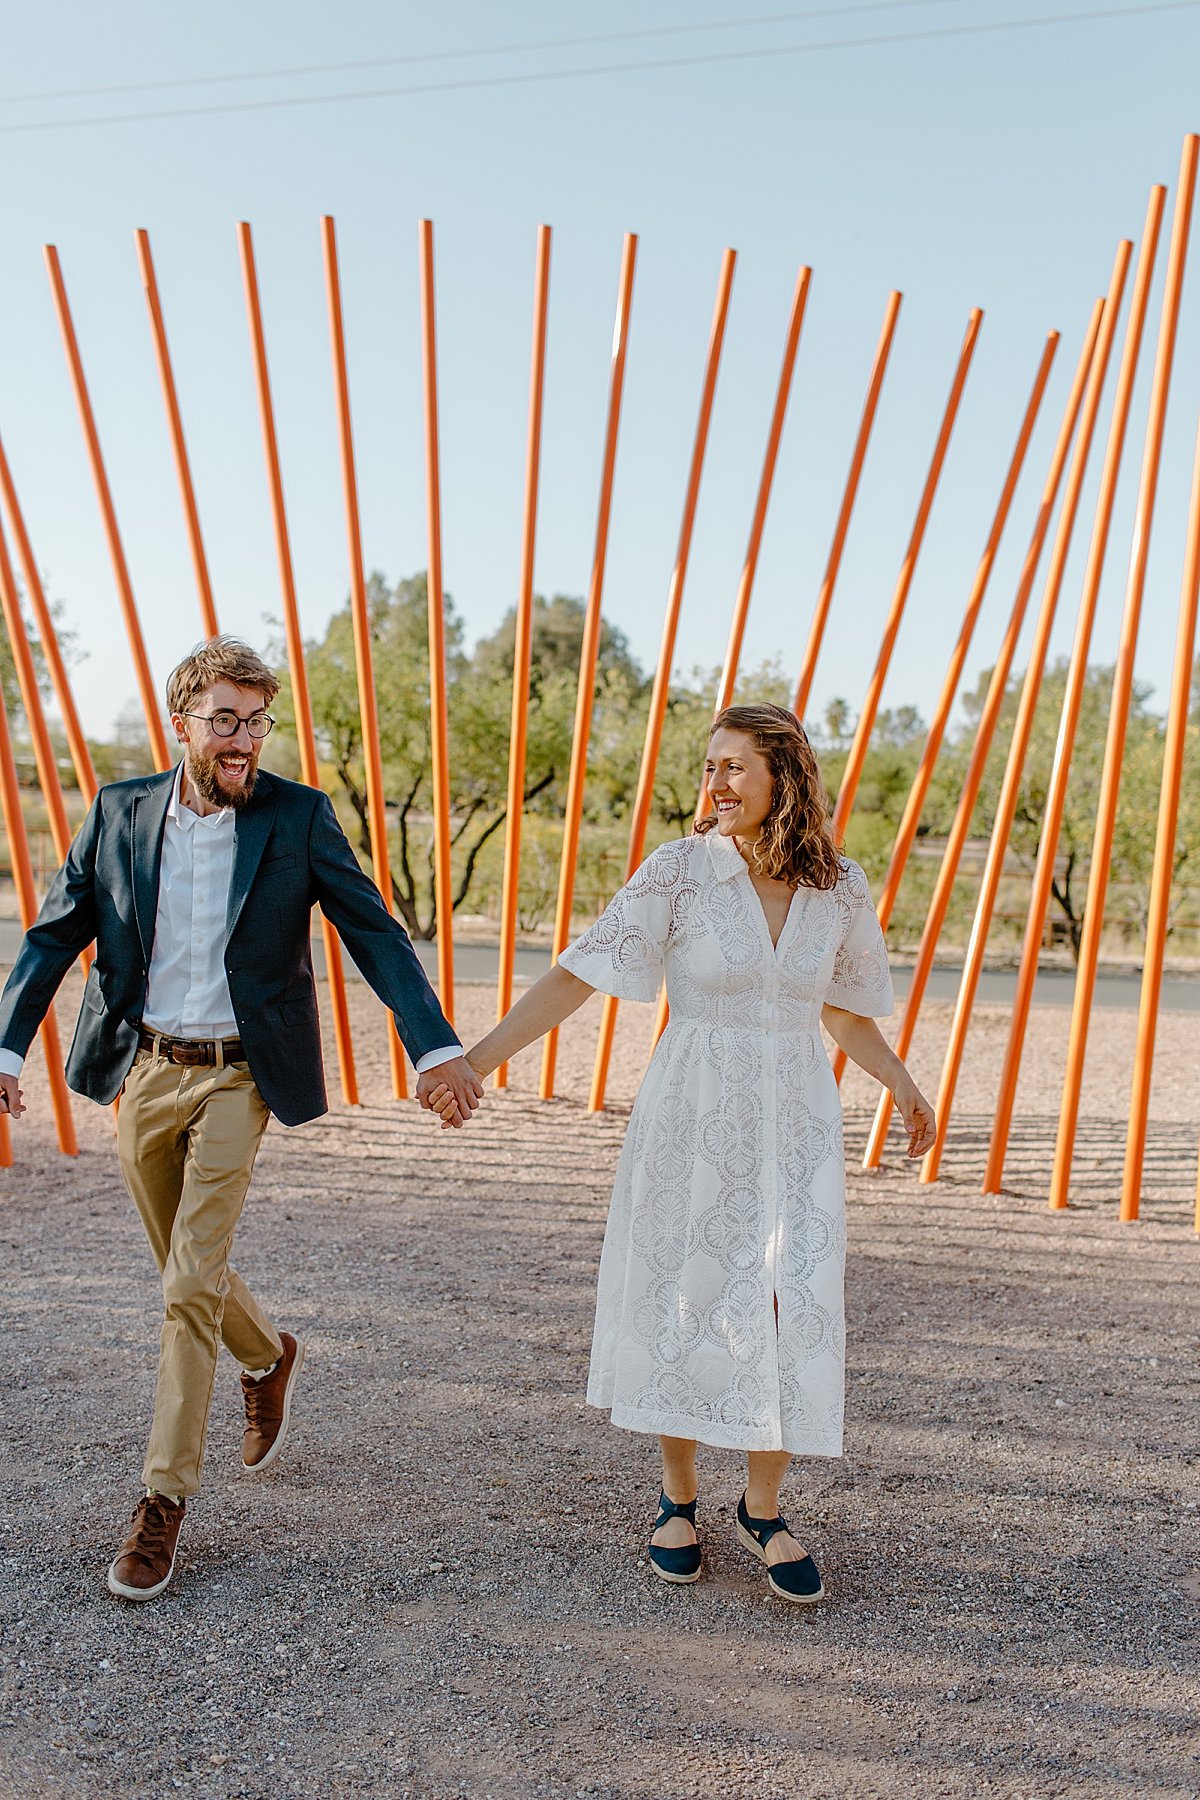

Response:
(560, 834), (893, 1456)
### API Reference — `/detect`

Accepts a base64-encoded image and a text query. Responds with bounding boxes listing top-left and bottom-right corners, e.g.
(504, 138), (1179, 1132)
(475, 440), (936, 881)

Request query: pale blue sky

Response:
(2, 0), (1199, 742)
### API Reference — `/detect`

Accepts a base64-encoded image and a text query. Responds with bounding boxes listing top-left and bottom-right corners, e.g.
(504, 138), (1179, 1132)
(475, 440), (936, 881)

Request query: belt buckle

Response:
(171, 1042), (209, 1067)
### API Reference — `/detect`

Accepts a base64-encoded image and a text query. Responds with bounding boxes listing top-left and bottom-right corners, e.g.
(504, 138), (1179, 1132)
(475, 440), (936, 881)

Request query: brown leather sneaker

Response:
(107, 1494), (186, 1601)
(241, 1331), (305, 1472)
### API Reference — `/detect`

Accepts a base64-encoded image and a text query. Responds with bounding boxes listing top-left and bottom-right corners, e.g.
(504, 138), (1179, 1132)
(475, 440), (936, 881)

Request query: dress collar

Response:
(704, 825), (748, 882)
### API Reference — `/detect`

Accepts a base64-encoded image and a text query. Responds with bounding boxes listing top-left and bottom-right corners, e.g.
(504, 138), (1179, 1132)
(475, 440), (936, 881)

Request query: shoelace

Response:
(126, 1497), (178, 1563)
(241, 1370), (276, 1430)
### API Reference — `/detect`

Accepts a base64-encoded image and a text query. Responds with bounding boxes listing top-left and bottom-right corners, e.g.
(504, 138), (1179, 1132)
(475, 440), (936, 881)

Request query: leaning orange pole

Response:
(1122, 403), (1200, 1223)
(418, 220), (455, 1026)
(860, 293), (1113, 1167)
(238, 221), (358, 1108)
(828, 326), (1060, 1083)
(793, 290), (902, 719)
(1050, 135), (1199, 1213)
(495, 224), (552, 1091)
(0, 678), (77, 1159)
(43, 245), (170, 771)
(832, 308), (982, 838)
(0, 434), (97, 799)
(648, 262), (814, 1051)
(134, 228), (220, 638)
(321, 214), (407, 1100)
(0, 504), (78, 866)
(976, 199), (1165, 1195)
(587, 246), (737, 1114)
(859, 297), (1115, 1166)
(539, 233), (638, 1101)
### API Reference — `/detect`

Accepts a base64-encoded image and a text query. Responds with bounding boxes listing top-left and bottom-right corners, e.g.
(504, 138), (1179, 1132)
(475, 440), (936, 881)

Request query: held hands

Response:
(416, 1056), (485, 1130)
(892, 1076), (937, 1159)
(0, 1072), (24, 1119)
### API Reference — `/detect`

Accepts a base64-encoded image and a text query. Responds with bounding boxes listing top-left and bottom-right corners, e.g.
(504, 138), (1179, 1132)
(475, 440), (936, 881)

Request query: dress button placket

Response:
(763, 978), (783, 1443)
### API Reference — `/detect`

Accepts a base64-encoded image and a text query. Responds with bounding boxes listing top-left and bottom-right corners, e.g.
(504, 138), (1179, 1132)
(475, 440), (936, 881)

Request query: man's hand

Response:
(416, 1056), (484, 1130)
(0, 1072), (25, 1120)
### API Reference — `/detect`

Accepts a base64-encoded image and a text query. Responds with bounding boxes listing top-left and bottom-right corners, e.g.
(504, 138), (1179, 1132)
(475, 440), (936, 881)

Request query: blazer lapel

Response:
(227, 780), (279, 939)
(130, 773), (175, 963)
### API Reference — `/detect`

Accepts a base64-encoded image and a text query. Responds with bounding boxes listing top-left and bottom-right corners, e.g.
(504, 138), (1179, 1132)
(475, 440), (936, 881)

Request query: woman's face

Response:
(704, 728), (774, 842)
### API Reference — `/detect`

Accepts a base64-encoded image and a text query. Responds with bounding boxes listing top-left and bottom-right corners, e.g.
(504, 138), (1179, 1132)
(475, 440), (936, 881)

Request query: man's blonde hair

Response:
(166, 637), (280, 718)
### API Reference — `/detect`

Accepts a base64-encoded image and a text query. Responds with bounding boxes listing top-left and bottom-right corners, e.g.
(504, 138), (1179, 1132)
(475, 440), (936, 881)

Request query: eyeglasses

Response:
(182, 710), (275, 740)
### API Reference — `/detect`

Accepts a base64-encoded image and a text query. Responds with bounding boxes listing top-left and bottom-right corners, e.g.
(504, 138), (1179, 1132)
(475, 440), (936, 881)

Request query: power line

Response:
(0, 1), (1195, 136)
(0, 2), (958, 106)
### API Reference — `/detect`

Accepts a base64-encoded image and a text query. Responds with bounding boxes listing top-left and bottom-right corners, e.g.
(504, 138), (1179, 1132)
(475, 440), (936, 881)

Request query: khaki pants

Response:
(117, 1049), (282, 1497)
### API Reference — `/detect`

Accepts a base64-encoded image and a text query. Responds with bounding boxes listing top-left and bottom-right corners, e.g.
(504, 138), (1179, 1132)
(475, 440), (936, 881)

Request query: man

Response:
(0, 637), (483, 1601)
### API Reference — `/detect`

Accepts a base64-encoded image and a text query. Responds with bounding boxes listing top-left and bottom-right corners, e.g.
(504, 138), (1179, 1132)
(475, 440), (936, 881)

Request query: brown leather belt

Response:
(138, 1027), (246, 1067)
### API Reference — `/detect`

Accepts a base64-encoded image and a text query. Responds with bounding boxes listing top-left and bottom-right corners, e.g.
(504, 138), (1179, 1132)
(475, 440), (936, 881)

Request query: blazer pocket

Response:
(82, 969), (106, 1015)
(261, 852), (297, 872)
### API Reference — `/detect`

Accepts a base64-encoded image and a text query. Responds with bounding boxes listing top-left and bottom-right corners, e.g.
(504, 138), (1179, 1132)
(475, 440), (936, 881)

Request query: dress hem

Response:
(590, 1395), (844, 1459)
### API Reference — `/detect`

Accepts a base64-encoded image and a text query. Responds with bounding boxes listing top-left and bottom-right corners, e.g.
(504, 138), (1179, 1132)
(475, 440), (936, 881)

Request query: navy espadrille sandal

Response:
(736, 1492), (823, 1604)
(648, 1490), (702, 1585)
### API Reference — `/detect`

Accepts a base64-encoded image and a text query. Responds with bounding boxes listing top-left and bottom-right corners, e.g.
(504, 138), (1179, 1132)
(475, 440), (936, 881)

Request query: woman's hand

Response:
(892, 1076), (937, 1159)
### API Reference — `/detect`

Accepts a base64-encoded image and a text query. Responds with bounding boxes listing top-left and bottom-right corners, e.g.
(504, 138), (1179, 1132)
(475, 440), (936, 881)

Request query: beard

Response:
(186, 746), (260, 811)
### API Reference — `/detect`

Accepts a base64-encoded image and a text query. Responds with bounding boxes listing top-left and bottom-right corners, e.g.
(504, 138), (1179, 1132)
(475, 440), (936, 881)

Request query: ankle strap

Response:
(740, 1494), (789, 1547)
(656, 1490), (698, 1526)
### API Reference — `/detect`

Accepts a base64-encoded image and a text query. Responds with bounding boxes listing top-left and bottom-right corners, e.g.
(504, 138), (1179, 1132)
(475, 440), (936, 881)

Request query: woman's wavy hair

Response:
(693, 703), (842, 891)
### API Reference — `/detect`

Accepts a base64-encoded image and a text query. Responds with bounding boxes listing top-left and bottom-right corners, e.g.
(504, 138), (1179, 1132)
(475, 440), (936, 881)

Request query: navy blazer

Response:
(0, 767), (455, 1127)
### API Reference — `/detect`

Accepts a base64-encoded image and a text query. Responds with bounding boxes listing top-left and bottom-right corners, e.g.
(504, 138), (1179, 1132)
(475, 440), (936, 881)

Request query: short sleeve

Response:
(824, 861), (894, 1017)
(558, 841), (693, 1003)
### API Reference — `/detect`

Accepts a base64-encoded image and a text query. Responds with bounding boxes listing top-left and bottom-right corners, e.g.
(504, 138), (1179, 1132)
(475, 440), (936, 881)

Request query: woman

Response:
(432, 704), (935, 1604)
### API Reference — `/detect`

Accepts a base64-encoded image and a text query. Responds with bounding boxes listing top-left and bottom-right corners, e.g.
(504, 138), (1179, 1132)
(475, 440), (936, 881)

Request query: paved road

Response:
(4, 917), (1197, 1011)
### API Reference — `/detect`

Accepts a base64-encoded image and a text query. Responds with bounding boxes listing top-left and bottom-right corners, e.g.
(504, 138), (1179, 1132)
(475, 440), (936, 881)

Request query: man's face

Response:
(171, 681), (270, 811)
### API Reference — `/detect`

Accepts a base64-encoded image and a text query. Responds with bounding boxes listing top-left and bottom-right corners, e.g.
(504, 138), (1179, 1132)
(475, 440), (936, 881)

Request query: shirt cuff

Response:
(0, 1048), (25, 1079)
(413, 1044), (464, 1075)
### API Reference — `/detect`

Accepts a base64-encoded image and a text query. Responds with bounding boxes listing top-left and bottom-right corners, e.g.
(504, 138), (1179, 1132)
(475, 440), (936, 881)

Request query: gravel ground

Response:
(1, 971), (1197, 1800)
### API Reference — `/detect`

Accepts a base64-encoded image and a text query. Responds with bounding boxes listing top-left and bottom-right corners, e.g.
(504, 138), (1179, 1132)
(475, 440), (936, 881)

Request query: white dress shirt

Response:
(0, 762), (461, 1079)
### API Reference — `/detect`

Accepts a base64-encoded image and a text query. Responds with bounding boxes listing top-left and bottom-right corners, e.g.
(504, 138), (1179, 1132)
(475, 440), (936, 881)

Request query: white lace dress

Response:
(559, 829), (893, 1456)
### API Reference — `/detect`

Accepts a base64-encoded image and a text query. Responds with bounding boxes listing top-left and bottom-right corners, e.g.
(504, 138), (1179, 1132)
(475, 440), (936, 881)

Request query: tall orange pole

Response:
(648, 262), (814, 1052)
(418, 220), (455, 1026)
(1049, 135), (1199, 1213)
(238, 221), (358, 1108)
(832, 308), (982, 837)
(43, 245), (170, 771)
(0, 434), (97, 799)
(321, 213), (407, 1101)
(1122, 403), (1200, 1223)
(539, 233), (638, 1101)
(857, 296), (1112, 1161)
(829, 326), (1059, 1083)
(134, 228), (220, 638)
(974, 199), (1165, 1195)
(0, 678), (77, 1159)
(586, 246), (737, 1114)
(0, 505), (77, 865)
(793, 290), (902, 719)
(495, 225), (552, 1090)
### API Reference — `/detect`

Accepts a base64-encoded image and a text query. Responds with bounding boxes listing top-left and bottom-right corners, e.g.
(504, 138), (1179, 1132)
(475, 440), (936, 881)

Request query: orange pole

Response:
(828, 327), (1059, 1084)
(1050, 136), (1199, 1213)
(418, 220), (455, 1026)
(321, 213), (407, 1100)
(0, 504), (77, 864)
(495, 224), (552, 1090)
(1123, 404), (1200, 1223)
(973, 200), (1165, 1196)
(648, 262), (813, 1051)
(0, 678), (77, 1158)
(238, 221), (358, 1108)
(860, 292), (1114, 1167)
(0, 434), (97, 799)
(832, 308), (982, 838)
(587, 246), (737, 1114)
(43, 245), (170, 771)
(539, 233), (638, 1101)
(134, 228), (220, 638)
(793, 290), (902, 719)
